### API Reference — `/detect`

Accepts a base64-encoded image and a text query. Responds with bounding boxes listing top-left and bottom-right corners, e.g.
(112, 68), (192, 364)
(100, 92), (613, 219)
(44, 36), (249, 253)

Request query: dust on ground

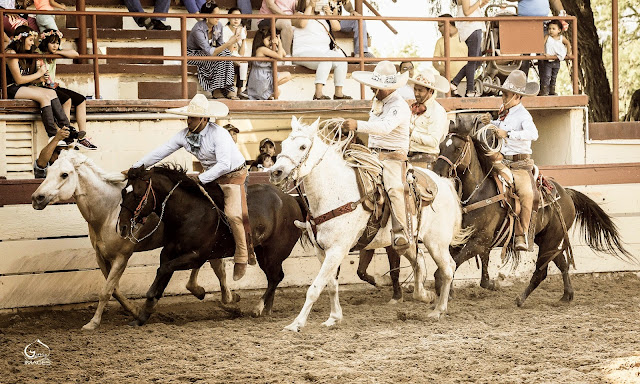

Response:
(1, 273), (639, 384)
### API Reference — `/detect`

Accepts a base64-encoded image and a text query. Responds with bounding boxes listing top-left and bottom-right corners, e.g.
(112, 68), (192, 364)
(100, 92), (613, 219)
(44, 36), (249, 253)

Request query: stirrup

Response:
(392, 235), (410, 252)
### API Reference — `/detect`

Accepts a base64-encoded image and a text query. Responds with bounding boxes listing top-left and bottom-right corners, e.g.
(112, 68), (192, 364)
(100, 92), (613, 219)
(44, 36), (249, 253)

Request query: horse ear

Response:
(121, 170), (129, 179)
(291, 116), (299, 131)
(311, 118), (320, 131)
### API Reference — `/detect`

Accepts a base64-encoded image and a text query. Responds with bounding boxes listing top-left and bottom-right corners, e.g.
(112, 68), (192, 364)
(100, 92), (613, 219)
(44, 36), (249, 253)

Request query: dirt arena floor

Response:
(1, 273), (639, 384)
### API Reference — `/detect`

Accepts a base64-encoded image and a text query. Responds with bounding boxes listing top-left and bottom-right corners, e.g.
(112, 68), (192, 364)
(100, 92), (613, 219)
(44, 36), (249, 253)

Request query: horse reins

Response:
(125, 180), (182, 243)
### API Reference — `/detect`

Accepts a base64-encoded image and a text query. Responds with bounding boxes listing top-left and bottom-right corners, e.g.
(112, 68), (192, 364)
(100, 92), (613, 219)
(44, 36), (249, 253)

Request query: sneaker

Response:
(77, 138), (98, 150)
(363, 52), (375, 58)
(148, 19), (171, 30)
(238, 91), (249, 100)
(140, 17), (152, 29)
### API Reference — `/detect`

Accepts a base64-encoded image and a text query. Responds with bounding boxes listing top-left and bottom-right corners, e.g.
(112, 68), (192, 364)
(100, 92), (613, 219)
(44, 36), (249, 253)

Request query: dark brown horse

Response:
(117, 165), (304, 324)
(433, 120), (634, 306)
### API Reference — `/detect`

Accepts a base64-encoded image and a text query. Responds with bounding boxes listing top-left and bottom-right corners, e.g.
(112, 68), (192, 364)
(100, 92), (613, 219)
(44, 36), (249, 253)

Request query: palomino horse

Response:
(270, 117), (470, 332)
(117, 164), (304, 325)
(31, 150), (238, 330)
(433, 122), (635, 306)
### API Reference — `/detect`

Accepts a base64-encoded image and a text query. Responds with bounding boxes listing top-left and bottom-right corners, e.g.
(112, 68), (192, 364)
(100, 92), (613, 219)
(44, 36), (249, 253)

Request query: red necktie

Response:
(411, 102), (426, 116)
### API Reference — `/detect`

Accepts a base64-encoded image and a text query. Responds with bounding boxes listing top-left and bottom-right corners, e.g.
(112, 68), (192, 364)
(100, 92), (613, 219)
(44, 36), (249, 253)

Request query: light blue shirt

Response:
(491, 103), (538, 155)
(518, 0), (550, 17)
(134, 122), (246, 184)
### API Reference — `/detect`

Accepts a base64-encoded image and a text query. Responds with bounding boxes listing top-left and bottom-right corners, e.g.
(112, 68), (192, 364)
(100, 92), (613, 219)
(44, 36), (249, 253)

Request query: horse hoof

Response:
(481, 280), (500, 291)
(283, 323), (301, 332)
(387, 298), (403, 305)
(515, 296), (525, 307)
(559, 292), (574, 303)
(128, 319), (143, 327)
(321, 318), (341, 327)
(232, 292), (241, 303)
(415, 291), (437, 304)
(427, 310), (444, 320)
(81, 322), (98, 331)
(190, 287), (206, 301)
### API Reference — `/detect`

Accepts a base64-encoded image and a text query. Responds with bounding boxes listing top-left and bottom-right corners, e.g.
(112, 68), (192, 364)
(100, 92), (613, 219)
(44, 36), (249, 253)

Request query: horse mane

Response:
(469, 136), (496, 176)
(151, 163), (225, 204)
(58, 150), (125, 185)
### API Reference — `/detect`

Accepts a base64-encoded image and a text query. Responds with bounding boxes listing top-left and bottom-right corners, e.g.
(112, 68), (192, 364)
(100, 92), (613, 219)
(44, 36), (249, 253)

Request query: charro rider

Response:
(130, 94), (253, 280)
(344, 61), (412, 252)
(407, 69), (450, 170)
(481, 70), (539, 251)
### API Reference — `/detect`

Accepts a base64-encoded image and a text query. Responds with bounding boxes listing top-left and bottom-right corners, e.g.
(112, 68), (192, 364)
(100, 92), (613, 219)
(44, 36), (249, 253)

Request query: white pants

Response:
(294, 49), (347, 86)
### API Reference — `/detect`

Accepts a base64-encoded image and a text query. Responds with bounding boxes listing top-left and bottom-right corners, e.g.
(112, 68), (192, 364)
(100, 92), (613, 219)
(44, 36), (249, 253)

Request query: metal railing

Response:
(0, 8), (579, 101)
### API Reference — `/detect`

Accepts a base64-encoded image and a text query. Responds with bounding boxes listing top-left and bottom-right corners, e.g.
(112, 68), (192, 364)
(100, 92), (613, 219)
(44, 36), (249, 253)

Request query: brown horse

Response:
(433, 120), (634, 306)
(117, 164), (304, 325)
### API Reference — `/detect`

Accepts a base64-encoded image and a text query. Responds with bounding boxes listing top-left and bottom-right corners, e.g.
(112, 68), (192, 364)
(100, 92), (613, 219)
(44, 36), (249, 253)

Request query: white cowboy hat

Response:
(351, 60), (409, 90)
(485, 70), (540, 96)
(166, 94), (229, 118)
(408, 70), (450, 93)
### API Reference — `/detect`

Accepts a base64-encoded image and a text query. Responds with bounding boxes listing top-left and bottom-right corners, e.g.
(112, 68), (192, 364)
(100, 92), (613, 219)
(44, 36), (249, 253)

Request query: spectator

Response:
(34, 127), (68, 178)
(181, 0), (207, 14)
(123, 0), (171, 30)
(5, 26), (73, 140)
(38, 29), (96, 149)
(538, 20), (570, 96)
(224, 123), (240, 143)
(237, 0), (253, 29)
(450, 0), (488, 97)
(247, 20), (291, 100)
(259, 0), (296, 55)
(292, 0), (352, 100)
(249, 152), (275, 171)
(33, 0), (64, 31)
(223, 7), (249, 99)
(187, 2), (239, 99)
(518, 0), (567, 77)
(433, 14), (467, 84)
(335, 0), (372, 57)
(407, 70), (449, 170)
(259, 137), (277, 159)
(1, 0), (38, 47)
(396, 61), (415, 100)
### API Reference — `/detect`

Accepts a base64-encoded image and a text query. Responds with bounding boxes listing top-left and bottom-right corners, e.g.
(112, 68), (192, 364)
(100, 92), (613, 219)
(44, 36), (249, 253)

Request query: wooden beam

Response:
(589, 122), (640, 140)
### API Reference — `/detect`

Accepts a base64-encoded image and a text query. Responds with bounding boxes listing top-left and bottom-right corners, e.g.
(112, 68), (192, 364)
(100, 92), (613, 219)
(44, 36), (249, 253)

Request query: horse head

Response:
(270, 116), (321, 186)
(434, 132), (473, 179)
(32, 150), (86, 210)
(118, 165), (154, 238)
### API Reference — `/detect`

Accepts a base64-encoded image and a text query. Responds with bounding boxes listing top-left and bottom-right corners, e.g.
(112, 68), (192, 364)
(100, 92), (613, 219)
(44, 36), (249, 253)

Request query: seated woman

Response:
(247, 20), (292, 100)
(5, 26), (73, 140)
(38, 29), (96, 149)
(187, 2), (239, 99)
(249, 152), (275, 172)
(2, 0), (38, 48)
(223, 7), (249, 99)
(292, 0), (351, 100)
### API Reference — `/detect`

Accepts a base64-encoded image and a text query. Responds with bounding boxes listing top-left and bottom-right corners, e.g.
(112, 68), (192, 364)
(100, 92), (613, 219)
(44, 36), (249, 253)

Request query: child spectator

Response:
(433, 14), (468, 84)
(259, 137), (277, 162)
(247, 20), (292, 100)
(5, 26), (73, 140)
(38, 29), (96, 149)
(224, 123), (240, 143)
(187, 2), (239, 99)
(249, 152), (275, 171)
(538, 19), (570, 96)
(259, 0), (296, 55)
(224, 7), (249, 99)
(33, 0), (64, 31)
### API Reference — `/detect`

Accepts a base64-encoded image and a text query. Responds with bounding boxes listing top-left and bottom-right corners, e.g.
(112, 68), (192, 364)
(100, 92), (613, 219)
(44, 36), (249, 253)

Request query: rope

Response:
(473, 124), (502, 156)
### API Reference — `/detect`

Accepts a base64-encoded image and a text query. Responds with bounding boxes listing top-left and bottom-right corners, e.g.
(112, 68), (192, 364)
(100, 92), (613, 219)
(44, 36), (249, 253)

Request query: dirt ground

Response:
(1, 273), (639, 384)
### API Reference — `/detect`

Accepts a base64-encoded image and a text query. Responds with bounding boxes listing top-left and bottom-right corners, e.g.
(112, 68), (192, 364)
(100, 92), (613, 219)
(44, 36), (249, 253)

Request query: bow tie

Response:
(498, 105), (510, 121)
(411, 102), (426, 116)
(186, 132), (202, 151)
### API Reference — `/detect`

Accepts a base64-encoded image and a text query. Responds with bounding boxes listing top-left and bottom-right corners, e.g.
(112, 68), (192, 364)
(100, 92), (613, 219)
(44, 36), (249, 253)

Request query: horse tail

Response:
(566, 188), (636, 262)
(444, 177), (474, 247)
(294, 195), (312, 250)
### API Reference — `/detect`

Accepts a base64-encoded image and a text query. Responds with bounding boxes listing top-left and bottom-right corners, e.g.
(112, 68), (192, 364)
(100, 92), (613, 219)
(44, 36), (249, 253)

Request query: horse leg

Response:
(516, 253), (550, 307)
(356, 249), (377, 286)
(253, 248), (282, 317)
(386, 246), (403, 304)
(479, 250), (499, 291)
(210, 258), (240, 304)
(425, 242), (456, 319)
(553, 252), (574, 303)
(284, 247), (346, 332)
(185, 266), (206, 300)
(322, 266), (343, 327)
(409, 246), (436, 304)
(83, 254), (131, 331)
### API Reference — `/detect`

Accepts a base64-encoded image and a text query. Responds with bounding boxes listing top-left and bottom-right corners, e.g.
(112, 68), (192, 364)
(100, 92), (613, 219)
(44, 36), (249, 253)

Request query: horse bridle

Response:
(437, 133), (472, 178)
(120, 179), (156, 225)
(275, 132), (320, 191)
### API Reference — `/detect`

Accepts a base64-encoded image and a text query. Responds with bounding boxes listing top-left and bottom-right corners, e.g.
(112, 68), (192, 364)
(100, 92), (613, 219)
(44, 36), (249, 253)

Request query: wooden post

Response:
(444, 19), (451, 96)
(91, 14), (100, 99)
(181, 16), (188, 99)
(76, 0), (87, 64)
(354, 0), (363, 15)
(612, 0), (619, 121)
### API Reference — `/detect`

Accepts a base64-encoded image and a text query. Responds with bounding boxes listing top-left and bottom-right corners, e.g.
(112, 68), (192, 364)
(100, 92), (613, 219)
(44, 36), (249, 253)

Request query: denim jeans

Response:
(539, 60), (560, 88)
(339, 19), (369, 54)
(452, 29), (482, 93)
(123, 0), (170, 24)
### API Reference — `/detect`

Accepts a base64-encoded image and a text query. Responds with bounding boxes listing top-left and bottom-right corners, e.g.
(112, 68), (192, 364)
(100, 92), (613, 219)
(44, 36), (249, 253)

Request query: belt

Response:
(504, 154), (530, 161)
(228, 164), (246, 174)
(370, 147), (400, 153)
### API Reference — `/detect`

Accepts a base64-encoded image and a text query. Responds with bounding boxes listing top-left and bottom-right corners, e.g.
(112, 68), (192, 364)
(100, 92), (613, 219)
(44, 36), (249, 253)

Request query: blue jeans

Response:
(453, 29), (482, 93)
(339, 19), (369, 54)
(539, 60), (560, 88)
(181, 0), (207, 14)
(123, 0), (170, 24)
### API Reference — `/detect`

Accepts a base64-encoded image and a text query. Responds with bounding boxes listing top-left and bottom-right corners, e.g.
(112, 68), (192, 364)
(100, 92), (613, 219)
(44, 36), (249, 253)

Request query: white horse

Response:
(270, 117), (469, 332)
(31, 150), (237, 330)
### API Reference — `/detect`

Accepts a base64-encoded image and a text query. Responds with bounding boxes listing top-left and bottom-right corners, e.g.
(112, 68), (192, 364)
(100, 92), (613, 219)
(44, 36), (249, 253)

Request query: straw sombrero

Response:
(408, 70), (450, 93)
(352, 61), (409, 90)
(485, 70), (539, 96)
(166, 94), (229, 118)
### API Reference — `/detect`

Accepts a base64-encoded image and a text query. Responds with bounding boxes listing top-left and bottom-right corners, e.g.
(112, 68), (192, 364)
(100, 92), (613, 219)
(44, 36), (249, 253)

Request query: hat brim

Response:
(351, 70), (409, 90)
(409, 75), (450, 93)
(485, 81), (540, 96)
(165, 100), (229, 118)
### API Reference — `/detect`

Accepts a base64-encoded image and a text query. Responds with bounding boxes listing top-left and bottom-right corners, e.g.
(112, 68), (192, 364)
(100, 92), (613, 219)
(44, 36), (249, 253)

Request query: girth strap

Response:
(462, 192), (508, 214)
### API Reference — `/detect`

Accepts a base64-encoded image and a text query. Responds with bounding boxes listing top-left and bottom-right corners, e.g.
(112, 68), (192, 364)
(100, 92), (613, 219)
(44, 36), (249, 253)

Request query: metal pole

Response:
(444, 19), (451, 96)
(91, 14), (100, 99)
(1, 10), (6, 99)
(76, 0), (87, 64)
(571, 16), (578, 96)
(271, 15), (279, 99)
(358, 17), (364, 99)
(612, 0), (619, 121)
(181, 16), (188, 99)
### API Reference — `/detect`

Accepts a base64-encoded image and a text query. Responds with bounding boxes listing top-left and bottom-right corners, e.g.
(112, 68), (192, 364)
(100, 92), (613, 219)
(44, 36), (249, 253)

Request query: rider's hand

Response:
(343, 119), (358, 132)
(495, 129), (508, 139)
(480, 112), (492, 125)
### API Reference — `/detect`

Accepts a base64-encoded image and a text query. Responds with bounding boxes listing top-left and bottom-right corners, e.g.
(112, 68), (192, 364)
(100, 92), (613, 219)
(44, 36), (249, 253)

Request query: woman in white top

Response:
(292, 0), (351, 100)
(223, 7), (249, 98)
(451, 0), (488, 97)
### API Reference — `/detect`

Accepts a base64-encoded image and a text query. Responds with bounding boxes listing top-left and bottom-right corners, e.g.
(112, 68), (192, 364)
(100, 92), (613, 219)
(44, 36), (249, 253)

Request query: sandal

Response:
(333, 94), (353, 100)
(313, 94), (331, 100)
(211, 89), (225, 99)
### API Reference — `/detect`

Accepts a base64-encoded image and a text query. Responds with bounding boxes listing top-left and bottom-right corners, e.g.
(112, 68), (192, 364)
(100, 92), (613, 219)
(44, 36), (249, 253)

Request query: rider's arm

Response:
(508, 116), (538, 141)
(357, 105), (408, 136)
(133, 130), (184, 169)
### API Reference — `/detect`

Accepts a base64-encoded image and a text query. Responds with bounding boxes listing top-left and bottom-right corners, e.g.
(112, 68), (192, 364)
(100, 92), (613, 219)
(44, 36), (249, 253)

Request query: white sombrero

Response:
(485, 70), (539, 96)
(166, 94), (229, 118)
(351, 60), (409, 90)
(408, 69), (450, 93)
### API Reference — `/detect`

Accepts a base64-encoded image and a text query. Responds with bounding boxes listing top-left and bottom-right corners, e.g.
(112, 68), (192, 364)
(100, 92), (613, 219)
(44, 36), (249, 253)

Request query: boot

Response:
(514, 235), (528, 251)
(50, 98), (71, 129)
(538, 85), (549, 96)
(40, 105), (58, 137)
(549, 85), (556, 96)
(233, 262), (247, 281)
